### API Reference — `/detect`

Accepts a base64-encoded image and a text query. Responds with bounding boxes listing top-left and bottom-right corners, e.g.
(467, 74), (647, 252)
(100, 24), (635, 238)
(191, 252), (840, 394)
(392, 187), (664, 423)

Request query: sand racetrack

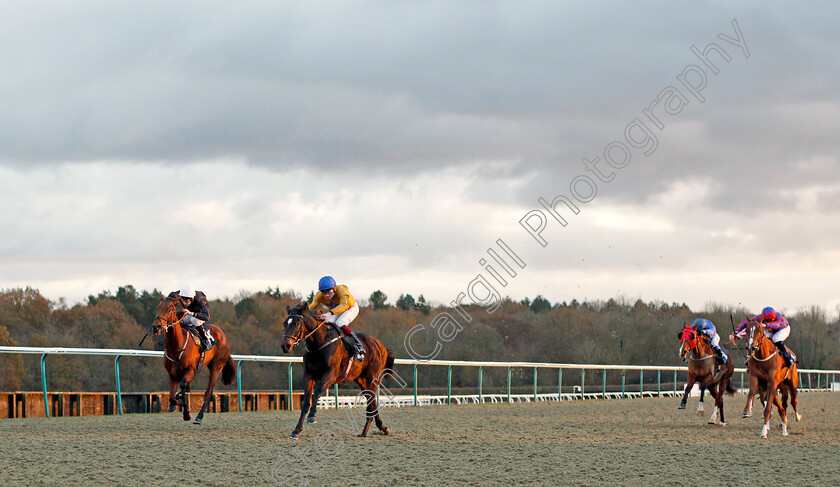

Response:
(3, 392), (840, 486)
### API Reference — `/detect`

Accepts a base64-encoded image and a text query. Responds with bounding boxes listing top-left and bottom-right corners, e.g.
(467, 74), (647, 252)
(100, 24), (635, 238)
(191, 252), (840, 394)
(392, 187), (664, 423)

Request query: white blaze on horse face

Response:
(286, 318), (293, 326)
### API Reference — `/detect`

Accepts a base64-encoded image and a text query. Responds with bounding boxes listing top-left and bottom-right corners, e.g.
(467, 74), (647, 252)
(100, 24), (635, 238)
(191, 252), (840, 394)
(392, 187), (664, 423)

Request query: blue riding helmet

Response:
(318, 276), (336, 291)
(761, 307), (777, 322)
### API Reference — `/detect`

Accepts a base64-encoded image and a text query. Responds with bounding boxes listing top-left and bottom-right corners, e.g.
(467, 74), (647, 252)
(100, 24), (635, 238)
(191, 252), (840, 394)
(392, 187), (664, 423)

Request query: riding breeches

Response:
(326, 303), (360, 328)
(766, 325), (790, 344)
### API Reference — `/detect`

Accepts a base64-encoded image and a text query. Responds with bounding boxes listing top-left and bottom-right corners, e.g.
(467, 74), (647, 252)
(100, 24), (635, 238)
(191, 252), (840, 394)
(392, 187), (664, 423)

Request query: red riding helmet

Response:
(761, 307), (777, 322)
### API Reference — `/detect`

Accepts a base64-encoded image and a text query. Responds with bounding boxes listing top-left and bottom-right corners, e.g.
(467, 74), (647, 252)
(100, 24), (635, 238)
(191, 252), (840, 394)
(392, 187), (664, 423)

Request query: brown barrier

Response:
(0, 391), (303, 418)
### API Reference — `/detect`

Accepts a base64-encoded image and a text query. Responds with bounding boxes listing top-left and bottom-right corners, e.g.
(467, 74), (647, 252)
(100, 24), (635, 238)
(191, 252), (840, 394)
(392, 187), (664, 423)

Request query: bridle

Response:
(283, 313), (333, 351)
(747, 320), (778, 362)
(679, 328), (713, 362)
(154, 301), (189, 363)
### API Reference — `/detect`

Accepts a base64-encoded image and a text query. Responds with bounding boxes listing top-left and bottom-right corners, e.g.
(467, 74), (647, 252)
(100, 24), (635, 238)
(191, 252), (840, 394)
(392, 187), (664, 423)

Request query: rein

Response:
(284, 315), (332, 351)
(155, 313), (189, 364)
(747, 321), (779, 363)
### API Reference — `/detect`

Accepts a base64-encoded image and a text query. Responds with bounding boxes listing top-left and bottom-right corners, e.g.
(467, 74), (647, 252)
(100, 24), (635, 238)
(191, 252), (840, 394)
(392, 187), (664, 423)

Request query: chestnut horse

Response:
(153, 297), (235, 425)
(677, 325), (736, 425)
(280, 302), (396, 439)
(745, 319), (801, 438)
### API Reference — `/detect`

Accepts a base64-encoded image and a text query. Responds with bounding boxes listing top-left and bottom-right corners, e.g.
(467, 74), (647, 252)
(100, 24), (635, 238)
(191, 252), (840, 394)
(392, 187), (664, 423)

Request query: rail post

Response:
(640, 370), (644, 397)
(288, 363), (294, 411)
(621, 374), (626, 399)
(657, 370), (661, 397)
(533, 367), (538, 402)
(236, 360), (243, 412)
(673, 370), (677, 395)
(478, 366), (483, 404)
(558, 368), (562, 401)
(602, 369), (606, 399)
(413, 364), (418, 406)
(580, 369), (585, 400)
(115, 355), (123, 415)
(507, 366), (511, 403)
(334, 384), (339, 409)
(447, 365), (453, 404)
(40, 353), (50, 418)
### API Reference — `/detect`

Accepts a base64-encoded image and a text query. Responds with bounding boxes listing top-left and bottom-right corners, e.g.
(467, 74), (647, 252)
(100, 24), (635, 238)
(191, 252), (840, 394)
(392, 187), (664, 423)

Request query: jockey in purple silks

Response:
(731, 306), (796, 366)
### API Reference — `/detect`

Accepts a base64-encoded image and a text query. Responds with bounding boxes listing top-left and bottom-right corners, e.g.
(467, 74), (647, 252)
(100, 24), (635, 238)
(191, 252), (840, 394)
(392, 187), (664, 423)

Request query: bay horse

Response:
(744, 319), (801, 438)
(153, 297), (235, 425)
(677, 325), (736, 425)
(280, 302), (396, 439)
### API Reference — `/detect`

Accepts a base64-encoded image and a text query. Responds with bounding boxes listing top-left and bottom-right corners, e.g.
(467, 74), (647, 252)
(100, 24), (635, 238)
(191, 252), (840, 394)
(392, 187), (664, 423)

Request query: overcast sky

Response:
(1, 1), (839, 316)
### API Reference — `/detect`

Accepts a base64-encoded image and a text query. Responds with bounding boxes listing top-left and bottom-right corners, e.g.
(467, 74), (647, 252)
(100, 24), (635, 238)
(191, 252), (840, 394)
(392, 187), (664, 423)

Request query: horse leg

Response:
(370, 382), (389, 436)
(760, 380), (779, 438)
(290, 377), (315, 440)
(193, 362), (222, 425)
(307, 380), (326, 424)
(678, 376), (694, 410)
(788, 382), (801, 422)
(696, 383), (706, 415)
(772, 389), (789, 436)
(743, 374), (758, 419)
(168, 376), (179, 413)
(177, 370), (196, 422)
(706, 384), (720, 425)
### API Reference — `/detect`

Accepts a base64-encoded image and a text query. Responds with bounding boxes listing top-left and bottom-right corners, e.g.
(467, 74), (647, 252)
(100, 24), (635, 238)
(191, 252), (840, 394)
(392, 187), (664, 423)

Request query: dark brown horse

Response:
(153, 297), (235, 424)
(280, 302), (396, 439)
(677, 325), (736, 425)
(744, 319), (801, 438)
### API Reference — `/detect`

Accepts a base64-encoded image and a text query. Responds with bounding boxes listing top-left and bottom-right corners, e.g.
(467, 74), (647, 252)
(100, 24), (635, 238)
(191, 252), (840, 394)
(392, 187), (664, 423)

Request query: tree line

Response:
(1, 286), (838, 393)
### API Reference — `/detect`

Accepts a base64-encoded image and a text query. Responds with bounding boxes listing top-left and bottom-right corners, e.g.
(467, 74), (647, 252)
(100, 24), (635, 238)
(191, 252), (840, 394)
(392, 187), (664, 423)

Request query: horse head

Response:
(153, 297), (182, 336)
(281, 301), (316, 353)
(677, 324), (699, 361)
(746, 319), (767, 357)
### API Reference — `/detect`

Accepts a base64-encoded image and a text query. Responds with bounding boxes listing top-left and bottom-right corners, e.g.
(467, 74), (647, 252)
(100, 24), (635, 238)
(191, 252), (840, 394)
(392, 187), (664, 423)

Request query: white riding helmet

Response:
(180, 284), (196, 299)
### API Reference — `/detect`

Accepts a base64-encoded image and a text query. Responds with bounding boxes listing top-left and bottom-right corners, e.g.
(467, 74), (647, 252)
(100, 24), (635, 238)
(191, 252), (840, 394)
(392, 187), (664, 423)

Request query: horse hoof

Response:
(741, 414), (751, 419)
(193, 418), (202, 425)
(720, 422), (726, 427)
(678, 404), (686, 410)
(183, 413), (191, 421)
(357, 434), (367, 438)
(381, 427), (389, 436)
(707, 420), (716, 425)
(306, 417), (317, 424)
(289, 433), (299, 440)
(796, 414), (802, 422)
(168, 406), (177, 413)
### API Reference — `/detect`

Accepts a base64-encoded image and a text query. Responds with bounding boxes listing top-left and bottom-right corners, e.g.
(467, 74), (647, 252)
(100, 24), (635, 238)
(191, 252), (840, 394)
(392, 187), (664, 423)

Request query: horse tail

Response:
(222, 356), (236, 386)
(725, 380), (737, 396)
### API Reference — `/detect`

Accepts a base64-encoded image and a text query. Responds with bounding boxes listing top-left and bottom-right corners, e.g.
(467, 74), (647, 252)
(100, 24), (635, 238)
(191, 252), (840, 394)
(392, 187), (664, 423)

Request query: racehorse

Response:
(153, 297), (235, 425)
(677, 324), (737, 425)
(280, 302), (396, 439)
(744, 319), (801, 438)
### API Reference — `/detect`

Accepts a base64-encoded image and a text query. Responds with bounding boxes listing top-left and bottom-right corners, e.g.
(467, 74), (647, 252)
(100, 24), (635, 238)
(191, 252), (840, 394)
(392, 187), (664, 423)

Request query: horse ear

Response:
(286, 305), (291, 314)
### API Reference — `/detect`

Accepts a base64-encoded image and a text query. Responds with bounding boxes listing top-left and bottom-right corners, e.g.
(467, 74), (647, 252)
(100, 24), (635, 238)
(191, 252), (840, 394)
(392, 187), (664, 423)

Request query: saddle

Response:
(186, 326), (215, 350)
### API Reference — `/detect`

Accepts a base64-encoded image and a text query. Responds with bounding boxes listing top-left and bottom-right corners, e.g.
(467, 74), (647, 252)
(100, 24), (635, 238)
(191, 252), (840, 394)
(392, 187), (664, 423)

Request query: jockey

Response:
(692, 318), (729, 364)
(168, 284), (215, 351)
(730, 306), (795, 366)
(308, 276), (365, 361)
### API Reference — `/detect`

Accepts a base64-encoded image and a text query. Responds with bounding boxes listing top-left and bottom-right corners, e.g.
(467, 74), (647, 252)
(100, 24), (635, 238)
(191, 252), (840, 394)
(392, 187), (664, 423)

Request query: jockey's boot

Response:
(349, 332), (365, 361)
(713, 346), (729, 365)
(775, 341), (794, 367)
(202, 325), (215, 351)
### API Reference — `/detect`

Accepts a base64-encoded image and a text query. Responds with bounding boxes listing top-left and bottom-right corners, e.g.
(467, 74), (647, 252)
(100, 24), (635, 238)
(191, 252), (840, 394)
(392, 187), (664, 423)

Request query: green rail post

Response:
(507, 366), (511, 403)
(236, 361), (243, 412)
(558, 369), (562, 400)
(673, 370), (677, 395)
(808, 373), (812, 391)
(478, 366), (483, 404)
(288, 363), (294, 411)
(115, 355), (123, 415)
(657, 370), (661, 397)
(533, 367), (538, 402)
(740, 371), (744, 391)
(413, 364), (418, 406)
(621, 374), (626, 399)
(334, 384), (339, 409)
(447, 365), (453, 404)
(640, 370), (644, 397)
(602, 369), (606, 399)
(40, 353), (50, 418)
(580, 369), (585, 400)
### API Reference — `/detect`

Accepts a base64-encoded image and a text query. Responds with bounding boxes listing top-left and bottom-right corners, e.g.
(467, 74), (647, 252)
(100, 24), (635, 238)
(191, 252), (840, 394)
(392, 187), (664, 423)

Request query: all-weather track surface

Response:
(3, 393), (840, 486)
